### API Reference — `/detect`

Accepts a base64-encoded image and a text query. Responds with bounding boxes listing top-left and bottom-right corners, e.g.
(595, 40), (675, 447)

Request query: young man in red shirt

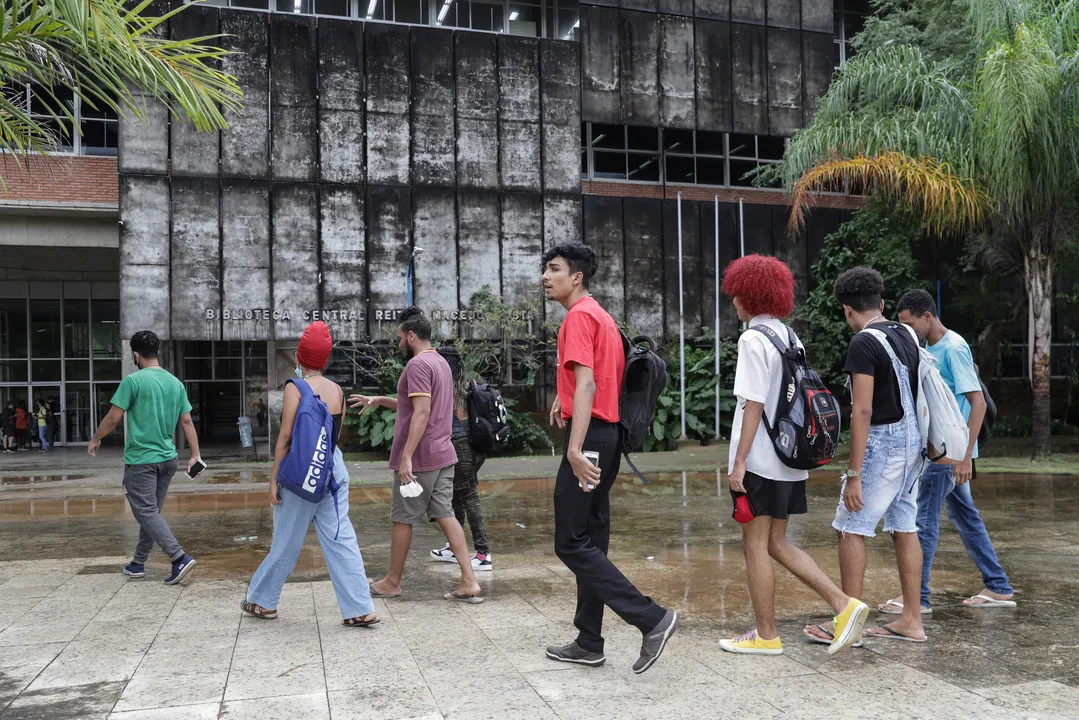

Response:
(541, 242), (677, 675)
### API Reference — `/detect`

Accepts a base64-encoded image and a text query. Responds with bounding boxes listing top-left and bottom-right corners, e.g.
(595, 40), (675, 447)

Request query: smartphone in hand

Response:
(580, 451), (600, 490)
(187, 458), (208, 480)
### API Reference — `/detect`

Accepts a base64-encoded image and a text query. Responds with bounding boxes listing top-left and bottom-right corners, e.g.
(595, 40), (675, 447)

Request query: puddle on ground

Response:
(203, 471), (268, 484)
(0, 474), (90, 486)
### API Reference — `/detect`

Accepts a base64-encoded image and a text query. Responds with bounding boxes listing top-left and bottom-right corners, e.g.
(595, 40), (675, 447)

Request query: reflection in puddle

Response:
(204, 471), (267, 485)
(0, 474), (91, 486)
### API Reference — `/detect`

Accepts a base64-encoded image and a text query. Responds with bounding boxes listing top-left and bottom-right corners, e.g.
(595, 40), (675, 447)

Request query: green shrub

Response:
(645, 337), (736, 451)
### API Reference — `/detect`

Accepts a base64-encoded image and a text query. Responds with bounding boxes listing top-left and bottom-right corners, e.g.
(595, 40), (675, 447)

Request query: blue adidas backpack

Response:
(276, 379), (341, 536)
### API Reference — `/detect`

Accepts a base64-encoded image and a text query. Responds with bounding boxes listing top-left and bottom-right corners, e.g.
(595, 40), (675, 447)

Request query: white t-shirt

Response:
(727, 314), (810, 482)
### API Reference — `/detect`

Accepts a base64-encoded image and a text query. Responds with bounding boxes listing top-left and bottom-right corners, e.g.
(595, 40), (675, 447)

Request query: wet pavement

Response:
(1, 468), (1078, 719)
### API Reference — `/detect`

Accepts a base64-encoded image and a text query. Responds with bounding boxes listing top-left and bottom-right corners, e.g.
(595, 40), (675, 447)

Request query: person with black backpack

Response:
(429, 346), (495, 571)
(719, 255), (868, 657)
(541, 242), (677, 675)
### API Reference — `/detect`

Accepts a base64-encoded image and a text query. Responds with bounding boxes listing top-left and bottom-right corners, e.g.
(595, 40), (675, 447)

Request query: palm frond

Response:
(787, 152), (990, 238)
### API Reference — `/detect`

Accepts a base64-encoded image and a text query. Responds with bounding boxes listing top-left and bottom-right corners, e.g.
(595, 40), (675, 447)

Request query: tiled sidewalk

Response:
(2, 558), (1077, 719)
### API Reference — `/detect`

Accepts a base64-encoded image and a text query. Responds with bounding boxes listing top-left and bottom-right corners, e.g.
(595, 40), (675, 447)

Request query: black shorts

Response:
(730, 471), (808, 520)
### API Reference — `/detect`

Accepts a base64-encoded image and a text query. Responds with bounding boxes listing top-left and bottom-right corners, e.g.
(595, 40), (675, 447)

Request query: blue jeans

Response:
(246, 449), (374, 620)
(917, 463), (1013, 608)
(38, 426), (48, 450)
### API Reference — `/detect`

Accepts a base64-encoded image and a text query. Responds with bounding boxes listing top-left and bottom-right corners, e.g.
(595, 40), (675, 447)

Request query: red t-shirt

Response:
(557, 296), (625, 423)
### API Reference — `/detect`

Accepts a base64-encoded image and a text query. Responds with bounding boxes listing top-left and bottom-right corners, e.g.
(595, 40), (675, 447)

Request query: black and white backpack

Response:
(750, 324), (841, 470)
(468, 383), (511, 454)
(618, 331), (668, 482)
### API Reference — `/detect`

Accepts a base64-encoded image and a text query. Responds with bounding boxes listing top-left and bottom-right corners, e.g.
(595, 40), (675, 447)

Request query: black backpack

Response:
(750, 324), (841, 470)
(468, 382), (511, 454)
(619, 331), (668, 482)
(975, 365), (996, 449)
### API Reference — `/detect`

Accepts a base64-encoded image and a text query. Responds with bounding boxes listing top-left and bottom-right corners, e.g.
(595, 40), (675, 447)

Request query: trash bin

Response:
(237, 416), (254, 449)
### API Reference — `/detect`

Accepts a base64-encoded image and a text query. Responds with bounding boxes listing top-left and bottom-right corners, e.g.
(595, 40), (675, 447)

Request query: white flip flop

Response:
(804, 624), (864, 648)
(963, 594), (1017, 608)
(877, 599), (932, 615)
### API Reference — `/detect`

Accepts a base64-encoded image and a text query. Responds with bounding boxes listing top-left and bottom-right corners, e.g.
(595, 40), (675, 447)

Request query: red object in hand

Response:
(733, 495), (756, 524)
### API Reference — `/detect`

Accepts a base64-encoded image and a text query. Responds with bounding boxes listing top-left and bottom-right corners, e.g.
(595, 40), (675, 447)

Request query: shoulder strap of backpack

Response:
(621, 447), (652, 485)
(284, 378), (314, 400)
(748, 324), (789, 354)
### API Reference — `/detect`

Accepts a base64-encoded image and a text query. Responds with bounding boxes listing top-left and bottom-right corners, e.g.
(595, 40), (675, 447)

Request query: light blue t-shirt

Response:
(927, 330), (983, 459)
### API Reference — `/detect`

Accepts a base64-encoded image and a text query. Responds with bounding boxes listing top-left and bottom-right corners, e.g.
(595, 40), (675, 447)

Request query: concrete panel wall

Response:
(730, 0), (766, 24)
(582, 195), (626, 321)
(541, 41), (581, 126)
(366, 24), (411, 186)
(659, 0), (694, 16)
(768, 28), (804, 136)
(663, 198), (701, 337)
(542, 123), (582, 193)
(695, 0), (729, 20)
(412, 189), (458, 336)
(221, 180), (271, 341)
(119, 175), (170, 337)
(732, 23), (768, 134)
(170, 177), (221, 341)
(220, 10), (269, 178)
(271, 184), (319, 339)
(767, 0), (802, 29)
(803, 31), (834, 123)
(659, 15), (696, 129)
(696, 20), (733, 132)
(365, 186), (411, 340)
(544, 194), (583, 247)
(170, 6), (219, 178)
(457, 192), (501, 307)
(456, 33), (499, 189)
(318, 19), (364, 184)
(320, 186), (366, 341)
(620, 11), (660, 125)
(501, 122), (542, 191)
(270, 15), (317, 182)
(117, 101), (168, 175)
(499, 37), (541, 122)
(623, 199), (663, 336)
(500, 193), (543, 308)
(802, 0), (834, 34)
(412, 28), (455, 187)
(581, 6), (622, 124)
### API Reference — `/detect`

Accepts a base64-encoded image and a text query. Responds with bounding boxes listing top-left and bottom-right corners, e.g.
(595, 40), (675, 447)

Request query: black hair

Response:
(834, 266), (886, 312)
(130, 330), (160, 359)
(542, 242), (598, 289)
(896, 289), (937, 318)
(398, 306), (432, 341)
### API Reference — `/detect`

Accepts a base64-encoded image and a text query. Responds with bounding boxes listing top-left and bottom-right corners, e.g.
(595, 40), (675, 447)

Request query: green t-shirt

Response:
(111, 367), (193, 466)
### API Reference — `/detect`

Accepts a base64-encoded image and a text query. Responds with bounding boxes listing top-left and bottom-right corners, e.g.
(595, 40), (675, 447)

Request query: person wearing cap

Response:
(242, 322), (379, 627)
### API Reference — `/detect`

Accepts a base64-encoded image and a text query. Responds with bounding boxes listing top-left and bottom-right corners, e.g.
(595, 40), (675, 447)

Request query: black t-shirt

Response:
(844, 321), (920, 425)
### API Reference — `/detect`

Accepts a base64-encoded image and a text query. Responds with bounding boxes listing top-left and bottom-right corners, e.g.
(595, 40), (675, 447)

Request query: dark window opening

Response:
(627, 153), (659, 182)
(665, 155), (695, 184)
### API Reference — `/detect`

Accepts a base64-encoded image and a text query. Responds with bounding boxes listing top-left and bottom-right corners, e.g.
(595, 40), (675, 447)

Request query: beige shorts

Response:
(390, 465), (455, 524)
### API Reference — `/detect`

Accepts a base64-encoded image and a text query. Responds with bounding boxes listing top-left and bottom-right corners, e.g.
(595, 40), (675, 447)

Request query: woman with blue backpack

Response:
(241, 322), (378, 628)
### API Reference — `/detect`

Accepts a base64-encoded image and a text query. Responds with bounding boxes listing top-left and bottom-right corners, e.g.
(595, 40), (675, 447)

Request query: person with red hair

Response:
(719, 255), (868, 656)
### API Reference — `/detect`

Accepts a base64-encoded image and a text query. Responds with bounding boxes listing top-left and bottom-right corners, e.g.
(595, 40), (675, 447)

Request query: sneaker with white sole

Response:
(123, 561), (145, 578)
(430, 543), (458, 563)
(472, 553), (493, 571)
(164, 554), (197, 585)
(546, 641), (606, 666)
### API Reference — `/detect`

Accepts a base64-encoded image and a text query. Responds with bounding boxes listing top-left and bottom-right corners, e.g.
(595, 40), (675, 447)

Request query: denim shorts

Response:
(832, 419), (923, 536)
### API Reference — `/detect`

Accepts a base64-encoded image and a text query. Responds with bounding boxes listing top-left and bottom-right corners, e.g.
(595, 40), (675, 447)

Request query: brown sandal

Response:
(240, 600), (278, 620)
(342, 614), (380, 628)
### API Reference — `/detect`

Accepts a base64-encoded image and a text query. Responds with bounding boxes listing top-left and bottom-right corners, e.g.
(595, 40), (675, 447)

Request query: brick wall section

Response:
(0, 155), (119, 206)
(582, 180), (865, 210)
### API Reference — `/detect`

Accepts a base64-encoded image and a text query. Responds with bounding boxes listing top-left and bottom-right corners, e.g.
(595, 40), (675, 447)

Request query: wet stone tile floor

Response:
(1, 468), (1077, 719)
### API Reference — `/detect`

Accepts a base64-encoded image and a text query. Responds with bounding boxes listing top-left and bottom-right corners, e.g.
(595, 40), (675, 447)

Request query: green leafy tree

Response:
(1, 0), (241, 162)
(855, 0), (980, 78)
(783, 0), (1079, 457)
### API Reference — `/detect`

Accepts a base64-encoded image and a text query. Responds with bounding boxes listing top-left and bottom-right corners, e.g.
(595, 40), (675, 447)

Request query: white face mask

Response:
(295, 367), (304, 380)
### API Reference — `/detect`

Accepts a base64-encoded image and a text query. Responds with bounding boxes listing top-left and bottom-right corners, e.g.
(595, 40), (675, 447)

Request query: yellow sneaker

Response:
(720, 629), (783, 655)
(829, 598), (870, 655)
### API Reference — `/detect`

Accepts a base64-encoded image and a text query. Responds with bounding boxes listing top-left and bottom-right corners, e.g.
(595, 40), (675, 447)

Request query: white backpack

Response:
(865, 326), (969, 463)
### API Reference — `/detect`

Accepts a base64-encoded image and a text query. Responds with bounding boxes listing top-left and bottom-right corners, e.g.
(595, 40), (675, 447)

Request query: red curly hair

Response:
(721, 254), (795, 318)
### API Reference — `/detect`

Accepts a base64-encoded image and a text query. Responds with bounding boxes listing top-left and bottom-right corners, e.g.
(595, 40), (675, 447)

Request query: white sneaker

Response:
(430, 543), (457, 563)
(472, 553), (493, 571)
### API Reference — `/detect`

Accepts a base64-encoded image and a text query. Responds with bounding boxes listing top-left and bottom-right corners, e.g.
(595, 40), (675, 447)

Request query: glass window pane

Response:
(697, 157), (726, 185)
(93, 360), (122, 381)
(219, 342), (244, 357)
(593, 151), (626, 179)
(394, 0), (423, 23)
(278, 0), (313, 12)
(0, 360), (28, 383)
(433, 0), (454, 24)
(32, 360), (62, 382)
(558, 7), (579, 40)
(470, 1), (504, 31)
(0, 298), (28, 358)
(215, 358), (243, 379)
(31, 301), (62, 358)
(627, 126), (658, 151)
(590, 124), (624, 150)
(184, 357), (213, 380)
(315, 0), (350, 14)
(66, 361), (91, 382)
(64, 299), (90, 358)
(728, 134), (755, 158)
(447, 0), (469, 26)
(696, 130), (725, 156)
(66, 383), (93, 443)
(663, 128), (693, 153)
(581, 149), (589, 178)
(758, 136), (786, 161)
(508, 4), (542, 37)
(233, 0), (271, 8)
(730, 159), (757, 186)
(665, 155), (695, 183)
(627, 153), (660, 182)
(91, 300), (121, 358)
(95, 384), (124, 446)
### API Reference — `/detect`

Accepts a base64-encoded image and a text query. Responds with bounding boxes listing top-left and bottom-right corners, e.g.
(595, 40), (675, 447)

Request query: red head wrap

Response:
(297, 321), (333, 370)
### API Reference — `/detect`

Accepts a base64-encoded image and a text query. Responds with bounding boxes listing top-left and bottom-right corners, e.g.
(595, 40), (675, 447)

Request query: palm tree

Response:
(783, 0), (1079, 457)
(1, 0), (242, 163)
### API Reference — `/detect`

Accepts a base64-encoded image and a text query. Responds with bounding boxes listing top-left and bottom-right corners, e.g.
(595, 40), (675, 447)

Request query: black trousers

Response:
(553, 419), (666, 653)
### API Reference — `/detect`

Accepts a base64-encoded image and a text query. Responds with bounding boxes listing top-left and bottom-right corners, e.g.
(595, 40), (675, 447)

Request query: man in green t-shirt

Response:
(88, 331), (203, 585)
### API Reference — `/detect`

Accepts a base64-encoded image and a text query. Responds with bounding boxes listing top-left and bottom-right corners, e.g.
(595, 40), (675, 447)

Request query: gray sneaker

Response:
(632, 610), (679, 674)
(545, 641), (606, 667)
